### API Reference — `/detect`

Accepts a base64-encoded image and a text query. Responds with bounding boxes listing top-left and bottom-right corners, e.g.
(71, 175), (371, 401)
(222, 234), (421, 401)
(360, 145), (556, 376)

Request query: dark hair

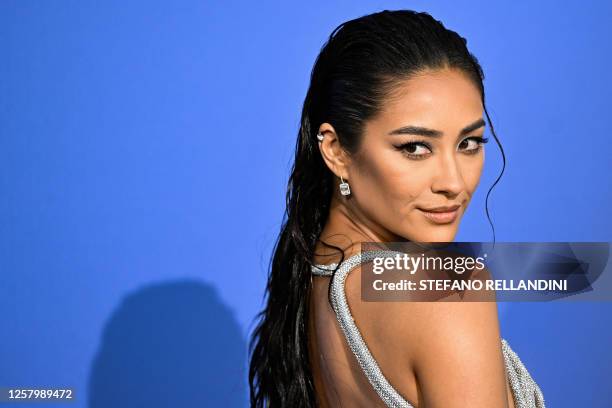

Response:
(248, 9), (504, 407)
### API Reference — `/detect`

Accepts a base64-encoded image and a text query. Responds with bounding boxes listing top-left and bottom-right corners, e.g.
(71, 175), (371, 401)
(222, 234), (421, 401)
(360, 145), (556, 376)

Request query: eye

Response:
(458, 136), (489, 154)
(394, 141), (432, 160)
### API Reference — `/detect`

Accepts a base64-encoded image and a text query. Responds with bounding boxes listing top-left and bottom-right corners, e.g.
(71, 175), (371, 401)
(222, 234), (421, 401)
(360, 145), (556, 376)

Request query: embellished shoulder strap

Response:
(311, 250), (416, 408)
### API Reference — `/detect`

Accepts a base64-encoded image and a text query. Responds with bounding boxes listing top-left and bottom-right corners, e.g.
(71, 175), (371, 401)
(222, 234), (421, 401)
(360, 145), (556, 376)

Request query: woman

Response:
(249, 9), (545, 408)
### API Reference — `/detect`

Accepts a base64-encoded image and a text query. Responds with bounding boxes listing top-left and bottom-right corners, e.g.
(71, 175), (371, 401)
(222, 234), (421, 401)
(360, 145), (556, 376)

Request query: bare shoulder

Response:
(408, 299), (508, 407)
(345, 261), (509, 407)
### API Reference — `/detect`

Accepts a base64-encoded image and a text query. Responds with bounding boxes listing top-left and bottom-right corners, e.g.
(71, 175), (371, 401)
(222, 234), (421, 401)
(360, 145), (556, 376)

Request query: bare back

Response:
(309, 251), (421, 407)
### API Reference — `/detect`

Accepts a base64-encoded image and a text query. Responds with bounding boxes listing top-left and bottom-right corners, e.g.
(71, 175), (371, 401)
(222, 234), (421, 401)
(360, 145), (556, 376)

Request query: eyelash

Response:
(394, 136), (489, 160)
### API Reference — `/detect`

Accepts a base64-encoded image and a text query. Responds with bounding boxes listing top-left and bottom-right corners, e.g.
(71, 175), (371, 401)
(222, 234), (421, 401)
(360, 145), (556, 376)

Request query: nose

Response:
(431, 152), (467, 198)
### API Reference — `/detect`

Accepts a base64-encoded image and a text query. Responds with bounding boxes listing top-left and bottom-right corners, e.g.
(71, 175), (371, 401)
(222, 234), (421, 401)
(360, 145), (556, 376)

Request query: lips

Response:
(417, 204), (461, 224)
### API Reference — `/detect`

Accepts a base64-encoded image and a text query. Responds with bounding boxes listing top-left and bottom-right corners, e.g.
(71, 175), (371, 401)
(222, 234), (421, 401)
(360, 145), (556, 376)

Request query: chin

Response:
(403, 223), (459, 243)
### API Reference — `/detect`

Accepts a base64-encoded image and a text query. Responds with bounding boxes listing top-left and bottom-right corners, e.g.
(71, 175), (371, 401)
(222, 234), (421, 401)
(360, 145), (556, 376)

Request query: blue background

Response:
(2, 1), (611, 406)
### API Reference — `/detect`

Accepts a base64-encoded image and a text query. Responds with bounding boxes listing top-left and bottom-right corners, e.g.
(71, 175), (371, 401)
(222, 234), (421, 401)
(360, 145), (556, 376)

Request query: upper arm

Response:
(408, 300), (509, 408)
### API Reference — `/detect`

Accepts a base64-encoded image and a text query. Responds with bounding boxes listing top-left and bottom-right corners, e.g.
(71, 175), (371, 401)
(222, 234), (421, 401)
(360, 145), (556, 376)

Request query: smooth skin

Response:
(308, 67), (515, 407)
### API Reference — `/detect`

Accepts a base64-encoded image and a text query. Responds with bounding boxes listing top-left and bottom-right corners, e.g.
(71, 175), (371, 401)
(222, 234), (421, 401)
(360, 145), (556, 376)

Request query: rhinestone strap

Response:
(501, 338), (546, 407)
(311, 250), (546, 408)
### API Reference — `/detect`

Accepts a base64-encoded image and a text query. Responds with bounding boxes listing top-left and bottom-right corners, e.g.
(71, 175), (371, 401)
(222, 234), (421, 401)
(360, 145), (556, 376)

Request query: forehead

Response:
(371, 68), (483, 132)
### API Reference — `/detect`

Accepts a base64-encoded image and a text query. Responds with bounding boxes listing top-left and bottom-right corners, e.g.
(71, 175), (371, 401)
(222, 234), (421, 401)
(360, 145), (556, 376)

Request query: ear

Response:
(317, 122), (351, 180)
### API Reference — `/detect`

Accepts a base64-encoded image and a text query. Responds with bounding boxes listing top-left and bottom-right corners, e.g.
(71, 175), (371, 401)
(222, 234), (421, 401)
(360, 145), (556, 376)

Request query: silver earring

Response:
(316, 132), (324, 142)
(339, 176), (351, 196)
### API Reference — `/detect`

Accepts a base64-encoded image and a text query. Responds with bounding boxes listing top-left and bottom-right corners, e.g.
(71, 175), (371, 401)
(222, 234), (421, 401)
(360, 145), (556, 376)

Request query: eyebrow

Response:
(387, 118), (486, 138)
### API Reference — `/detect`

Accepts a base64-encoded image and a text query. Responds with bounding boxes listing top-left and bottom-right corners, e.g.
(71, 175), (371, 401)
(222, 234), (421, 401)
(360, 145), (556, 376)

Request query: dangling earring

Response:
(339, 176), (351, 196)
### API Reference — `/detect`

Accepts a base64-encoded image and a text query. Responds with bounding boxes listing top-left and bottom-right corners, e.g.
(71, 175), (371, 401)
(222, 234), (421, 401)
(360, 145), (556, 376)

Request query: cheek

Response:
(459, 155), (485, 193)
(353, 154), (430, 214)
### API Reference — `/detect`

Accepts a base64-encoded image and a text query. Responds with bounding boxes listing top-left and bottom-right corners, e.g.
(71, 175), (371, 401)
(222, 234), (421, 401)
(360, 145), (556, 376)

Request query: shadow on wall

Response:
(88, 279), (247, 407)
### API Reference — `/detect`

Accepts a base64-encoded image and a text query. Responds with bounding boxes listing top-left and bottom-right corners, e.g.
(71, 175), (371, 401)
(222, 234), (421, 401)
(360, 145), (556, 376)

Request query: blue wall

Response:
(1, 1), (611, 406)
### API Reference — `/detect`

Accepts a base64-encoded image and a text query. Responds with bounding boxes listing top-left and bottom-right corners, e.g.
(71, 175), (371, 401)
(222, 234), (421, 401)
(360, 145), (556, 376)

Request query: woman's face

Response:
(348, 67), (486, 242)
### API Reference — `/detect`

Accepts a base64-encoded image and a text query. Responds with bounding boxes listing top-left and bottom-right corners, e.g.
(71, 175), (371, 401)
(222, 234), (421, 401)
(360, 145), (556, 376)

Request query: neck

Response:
(314, 192), (405, 264)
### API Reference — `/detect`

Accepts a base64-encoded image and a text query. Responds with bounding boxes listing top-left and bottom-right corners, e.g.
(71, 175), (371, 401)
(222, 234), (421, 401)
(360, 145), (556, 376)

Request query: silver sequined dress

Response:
(311, 249), (546, 408)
